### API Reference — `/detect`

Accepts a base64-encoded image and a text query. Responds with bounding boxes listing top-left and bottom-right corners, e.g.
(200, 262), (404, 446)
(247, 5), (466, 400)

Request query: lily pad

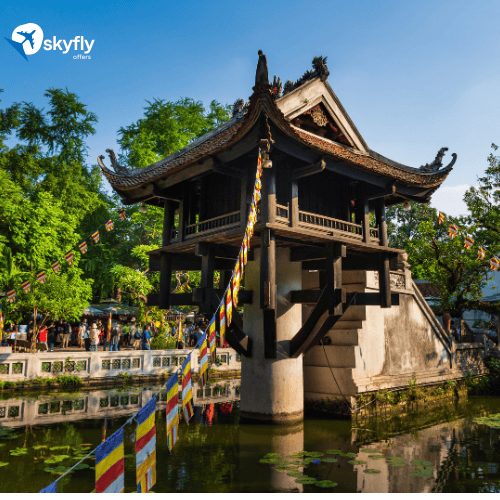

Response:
(411, 459), (432, 467)
(361, 448), (381, 454)
(411, 468), (433, 477)
(49, 446), (69, 451)
(287, 471), (303, 477)
(259, 458), (278, 464)
(315, 480), (338, 488)
(53, 455), (70, 461)
(368, 455), (386, 460)
(0, 462), (9, 467)
(344, 452), (358, 458)
(9, 447), (28, 456)
(364, 469), (381, 474)
(473, 414), (500, 429)
(263, 453), (282, 459)
(387, 461), (406, 467)
(326, 449), (343, 455)
(44, 466), (72, 476)
(295, 477), (318, 484)
(73, 463), (90, 471)
(273, 466), (291, 472)
(348, 460), (367, 465)
(33, 445), (48, 450)
(306, 452), (324, 457)
(322, 458), (338, 463)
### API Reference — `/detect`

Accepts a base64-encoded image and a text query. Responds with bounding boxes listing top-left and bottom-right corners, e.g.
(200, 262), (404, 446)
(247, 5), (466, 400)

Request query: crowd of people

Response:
(1, 317), (229, 351)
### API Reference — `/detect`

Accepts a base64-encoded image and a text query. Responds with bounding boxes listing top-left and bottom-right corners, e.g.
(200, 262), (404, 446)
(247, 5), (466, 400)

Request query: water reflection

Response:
(0, 386), (499, 493)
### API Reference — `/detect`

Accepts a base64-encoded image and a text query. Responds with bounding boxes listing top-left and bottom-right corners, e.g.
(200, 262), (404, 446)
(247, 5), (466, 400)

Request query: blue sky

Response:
(2, 0), (500, 216)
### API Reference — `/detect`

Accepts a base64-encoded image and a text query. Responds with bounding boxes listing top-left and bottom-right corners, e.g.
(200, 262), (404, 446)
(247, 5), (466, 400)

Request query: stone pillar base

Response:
(240, 409), (304, 425)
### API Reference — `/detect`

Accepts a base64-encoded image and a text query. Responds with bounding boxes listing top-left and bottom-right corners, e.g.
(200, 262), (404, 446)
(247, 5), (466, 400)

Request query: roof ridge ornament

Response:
(282, 56), (330, 96)
(419, 148), (457, 173)
(98, 149), (130, 175)
(254, 50), (271, 92)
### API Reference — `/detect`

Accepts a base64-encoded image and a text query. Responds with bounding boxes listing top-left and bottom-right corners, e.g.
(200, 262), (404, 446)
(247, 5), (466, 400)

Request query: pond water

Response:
(0, 382), (499, 493)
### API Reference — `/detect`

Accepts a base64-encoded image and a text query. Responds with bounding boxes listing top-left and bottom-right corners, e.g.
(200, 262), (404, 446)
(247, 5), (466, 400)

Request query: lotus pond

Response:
(0, 383), (499, 493)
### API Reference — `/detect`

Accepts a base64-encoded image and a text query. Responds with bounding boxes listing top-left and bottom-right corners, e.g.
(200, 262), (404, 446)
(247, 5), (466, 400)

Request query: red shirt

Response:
(39, 328), (47, 343)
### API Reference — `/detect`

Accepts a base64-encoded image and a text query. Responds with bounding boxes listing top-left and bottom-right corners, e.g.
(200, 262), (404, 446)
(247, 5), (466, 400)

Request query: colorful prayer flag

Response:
(78, 240), (88, 254)
(233, 261), (241, 308)
(95, 427), (125, 493)
(0, 305), (4, 338)
(105, 219), (114, 232)
(118, 209), (127, 221)
(490, 256), (500, 271)
(7, 289), (16, 303)
(166, 373), (179, 452)
(219, 301), (226, 348)
(177, 318), (183, 342)
(65, 251), (74, 266)
(39, 481), (57, 493)
(51, 260), (61, 274)
(108, 313), (112, 341)
(181, 354), (194, 423)
(21, 280), (31, 294)
(198, 333), (209, 387)
(36, 270), (47, 284)
(136, 397), (157, 493)
(464, 236), (475, 250)
(226, 288), (233, 327)
(478, 247), (486, 260)
(243, 233), (248, 266)
(438, 212), (445, 224)
(208, 316), (216, 363)
(91, 230), (100, 243)
(448, 224), (459, 239)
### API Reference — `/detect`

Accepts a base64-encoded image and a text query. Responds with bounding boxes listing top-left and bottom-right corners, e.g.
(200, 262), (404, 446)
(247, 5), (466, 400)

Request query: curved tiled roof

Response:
(100, 54), (455, 193)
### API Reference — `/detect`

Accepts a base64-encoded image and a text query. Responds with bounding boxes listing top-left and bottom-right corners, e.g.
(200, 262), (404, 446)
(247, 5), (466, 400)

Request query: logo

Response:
(4, 23), (94, 61)
(4, 23), (43, 61)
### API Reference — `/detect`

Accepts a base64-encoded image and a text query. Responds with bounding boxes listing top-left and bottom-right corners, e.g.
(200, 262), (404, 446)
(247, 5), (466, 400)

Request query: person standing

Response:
(38, 325), (48, 350)
(129, 322), (137, 348)
(47, 322), (56, 351)
(141, 326), (151, 350)
(83, 322), (91, 352)
(103, 320), (111, 352)
(110, 323), (119, 351)
(122, 322), (130, 347)
(78, 322), (86, 348)
(61, 319), (71, 349)
(89, 323), (99, 352)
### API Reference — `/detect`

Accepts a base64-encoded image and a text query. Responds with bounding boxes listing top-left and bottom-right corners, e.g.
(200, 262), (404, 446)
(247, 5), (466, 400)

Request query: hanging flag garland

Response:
(7, 289), (16, 303)
(78, 240), (88, 254)
(91, 230), (100, 243)
(478, 247), (486, 260)
(39, 481), (58, 493)
(118, 209), (127, 221)
(105, 219), (114, 232)
(208, 317), (216, 363)
(198, 333), (209, 387)
(166, 373), (179, 452)
(51, 260), (61, 274)
(438, 212), (445, 224)
(448, 224), (459, 239)
(181, 354), (194, 423)
(464, 236), (474, 250)
(136, 397), (157, 493)
(219, 301), (226, 348)
(37, 271), (47, 284)
(95, 427), (125, 493)
(65, 251), (74, 266)
(490, 256), (500, 271)
(21, 280), (31, 294)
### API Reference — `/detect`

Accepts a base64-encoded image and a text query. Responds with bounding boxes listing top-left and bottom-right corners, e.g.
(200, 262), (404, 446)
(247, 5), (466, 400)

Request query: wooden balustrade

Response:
(185, 211), (241, 239)
(275, 203), (289, 224)
(298, 210), (364, 239)
(369, 227), (379, 239)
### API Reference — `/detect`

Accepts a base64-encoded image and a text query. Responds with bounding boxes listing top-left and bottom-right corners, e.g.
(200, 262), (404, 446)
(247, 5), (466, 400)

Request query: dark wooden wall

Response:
(199, 172), (241, 221)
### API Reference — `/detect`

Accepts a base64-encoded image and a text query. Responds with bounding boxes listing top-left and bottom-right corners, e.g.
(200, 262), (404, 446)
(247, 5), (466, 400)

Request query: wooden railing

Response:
(276, 203), (289, 224)
(185, 211), (241, 239)
(369, 227), (379, 239)
(298, 210), (363, 239)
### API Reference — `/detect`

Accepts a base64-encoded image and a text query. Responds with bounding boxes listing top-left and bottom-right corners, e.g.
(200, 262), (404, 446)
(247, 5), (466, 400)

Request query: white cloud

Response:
(429, 184), (472, 217)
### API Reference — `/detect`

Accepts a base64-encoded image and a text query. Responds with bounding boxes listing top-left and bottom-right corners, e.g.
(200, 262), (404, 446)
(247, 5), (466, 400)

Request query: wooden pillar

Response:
(375, 198), (388, 247)
(378, 253), (391, 308)
(178, 185), (187, 243)
(262, 161), (276, 224)
(361, 199), (370, 244)
(162, 199), (176, 246)
(199, 243), (215, 315)
(159, 254), (172, 310)
(325, 242), (345, 315)
(497, 312), (500, 347)
(260, 228), (277, 358)
(289, 179), (299, 227)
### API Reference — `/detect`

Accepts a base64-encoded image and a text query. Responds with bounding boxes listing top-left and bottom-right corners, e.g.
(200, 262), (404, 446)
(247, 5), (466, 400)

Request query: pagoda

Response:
(100, 51), (458, 422)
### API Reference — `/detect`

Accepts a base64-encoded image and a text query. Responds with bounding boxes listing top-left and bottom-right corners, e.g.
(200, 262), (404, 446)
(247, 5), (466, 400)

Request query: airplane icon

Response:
(16, 30), (36, 49)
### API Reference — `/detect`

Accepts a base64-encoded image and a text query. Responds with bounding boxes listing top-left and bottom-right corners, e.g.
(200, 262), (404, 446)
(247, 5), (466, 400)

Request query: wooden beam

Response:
(365, 181), (396, 201)
(162, 199), (176, 246)
(290, 289), (322, 304)
(346, 292), (400, 306)
(375, 198), (388, 247)
(260, 228), (276, 309)
(178, 185), (187, 243)
(361, 199), (370, 244)
(275, 234), (324, 249)
(290, 178), (299, 227)
(325, 243), (345, 315)
(289, 285), (329, 358)
(292, 158), (326, 180)
(195, 242), (240, 260)
(263, 309), (277, 359)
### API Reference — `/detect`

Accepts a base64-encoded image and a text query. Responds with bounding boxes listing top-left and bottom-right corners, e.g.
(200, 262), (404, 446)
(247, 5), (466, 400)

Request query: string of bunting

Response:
(438, 210), (500, 270)
(2, 209), (127, 305)
(37, 150), (264, 493)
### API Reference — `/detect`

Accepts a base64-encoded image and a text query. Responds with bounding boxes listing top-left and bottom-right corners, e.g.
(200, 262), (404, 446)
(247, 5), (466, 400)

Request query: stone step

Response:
(340, 305), (366, 321)
(303, 345), (356, 368)
(325, 329), (359, 346)
(332, 320), (364, 330)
